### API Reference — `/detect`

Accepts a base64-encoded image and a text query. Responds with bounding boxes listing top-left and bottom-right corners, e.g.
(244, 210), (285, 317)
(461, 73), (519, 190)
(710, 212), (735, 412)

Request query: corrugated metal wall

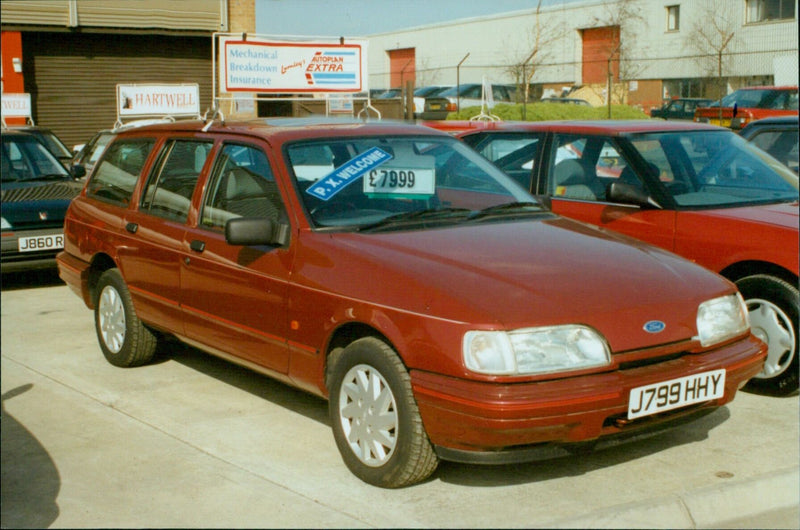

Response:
(22, 33), (213, 149)
(1, 0), (221, 31)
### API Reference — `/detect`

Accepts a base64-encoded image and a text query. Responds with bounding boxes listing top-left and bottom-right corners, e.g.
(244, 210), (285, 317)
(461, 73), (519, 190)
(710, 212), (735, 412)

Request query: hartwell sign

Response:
(220, 37), (368, 93)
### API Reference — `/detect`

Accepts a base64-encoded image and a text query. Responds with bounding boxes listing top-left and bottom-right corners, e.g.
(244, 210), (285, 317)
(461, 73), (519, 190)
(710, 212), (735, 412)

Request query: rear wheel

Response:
(328, 337), (438, 488)
(737, 275), (798, 395)
(94, 268), (157, 367)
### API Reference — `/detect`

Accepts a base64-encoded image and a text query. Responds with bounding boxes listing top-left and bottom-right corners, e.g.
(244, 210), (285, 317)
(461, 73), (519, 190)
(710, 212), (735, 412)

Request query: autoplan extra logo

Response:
(643, 320), (666, 333)
(305, 51), (357, 87)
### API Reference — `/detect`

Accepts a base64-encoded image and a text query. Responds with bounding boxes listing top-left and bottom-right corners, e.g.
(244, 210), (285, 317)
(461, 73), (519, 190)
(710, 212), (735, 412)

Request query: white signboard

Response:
(1, 93), (32, 119)
(219, 36), (368, 93)
(117, 84), (200, 117)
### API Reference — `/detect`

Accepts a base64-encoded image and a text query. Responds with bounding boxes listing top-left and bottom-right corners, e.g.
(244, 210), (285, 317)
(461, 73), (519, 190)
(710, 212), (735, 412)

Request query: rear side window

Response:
(141, 140), (213, 223)
(87, 139), (155, 205)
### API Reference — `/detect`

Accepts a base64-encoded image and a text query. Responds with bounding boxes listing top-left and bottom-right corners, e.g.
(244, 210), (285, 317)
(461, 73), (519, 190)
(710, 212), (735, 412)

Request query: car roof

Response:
(741, 115), (799, 126)
(454, 119), (727, 136)
(113, 117), (451, 144)
(734, 85), (798, 91)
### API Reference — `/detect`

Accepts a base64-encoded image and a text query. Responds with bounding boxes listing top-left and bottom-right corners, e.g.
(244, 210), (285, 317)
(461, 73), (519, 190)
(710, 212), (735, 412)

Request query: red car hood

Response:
(295, 217), (735, 353)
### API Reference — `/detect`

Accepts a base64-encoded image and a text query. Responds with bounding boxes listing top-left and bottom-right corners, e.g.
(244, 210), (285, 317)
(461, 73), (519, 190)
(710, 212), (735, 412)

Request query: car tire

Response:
(328, 337), (438, 488)
(94, 268), (157, 368)
(737, 274), (798, 395)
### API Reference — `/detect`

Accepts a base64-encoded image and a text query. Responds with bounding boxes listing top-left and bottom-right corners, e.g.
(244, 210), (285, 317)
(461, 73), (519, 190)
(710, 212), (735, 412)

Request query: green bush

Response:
(448, 102), (649, 121)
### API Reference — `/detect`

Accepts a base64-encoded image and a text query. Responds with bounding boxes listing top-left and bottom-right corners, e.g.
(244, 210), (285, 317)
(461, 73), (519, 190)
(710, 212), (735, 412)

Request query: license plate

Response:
(709, 119), (731, 127)
(18, 233), (64, 252)
(429, 104), (442, 110)
(628, 369), (725, 420)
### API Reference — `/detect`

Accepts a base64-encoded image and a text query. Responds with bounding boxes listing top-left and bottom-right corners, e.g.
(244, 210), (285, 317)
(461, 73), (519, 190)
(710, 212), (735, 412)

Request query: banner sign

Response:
(1, 93), (32, 119)
(220, 37), (368, 93)
(306, 147), (392, 201)
(117, 84), (200, 117)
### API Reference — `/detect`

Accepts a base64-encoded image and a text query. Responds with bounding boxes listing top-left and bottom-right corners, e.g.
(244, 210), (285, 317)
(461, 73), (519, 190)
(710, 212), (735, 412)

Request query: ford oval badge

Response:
(644, 320), (666, 333)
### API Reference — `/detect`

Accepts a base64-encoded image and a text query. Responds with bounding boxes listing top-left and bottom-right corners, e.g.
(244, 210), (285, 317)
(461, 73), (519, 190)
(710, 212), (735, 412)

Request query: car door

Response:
(120, 138), (214, 333)
(180, 141), (292, 374)
(541, 133), (678, 251)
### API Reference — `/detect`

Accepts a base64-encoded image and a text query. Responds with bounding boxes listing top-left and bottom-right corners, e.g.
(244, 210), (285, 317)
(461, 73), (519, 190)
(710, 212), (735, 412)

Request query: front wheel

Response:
(737, 274), (798, 396)
(328, 337), (438, 488)
(94, 268), (157, 367)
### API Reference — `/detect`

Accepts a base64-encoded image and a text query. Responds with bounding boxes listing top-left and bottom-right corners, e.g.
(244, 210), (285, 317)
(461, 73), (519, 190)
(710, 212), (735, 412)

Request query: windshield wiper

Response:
(466, 201), (545, 221)
(358, 207), (472, 232)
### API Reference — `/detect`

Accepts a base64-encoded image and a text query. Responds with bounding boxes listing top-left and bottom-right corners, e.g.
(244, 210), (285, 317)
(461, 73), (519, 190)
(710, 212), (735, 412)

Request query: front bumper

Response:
(410, 334), (765, 461)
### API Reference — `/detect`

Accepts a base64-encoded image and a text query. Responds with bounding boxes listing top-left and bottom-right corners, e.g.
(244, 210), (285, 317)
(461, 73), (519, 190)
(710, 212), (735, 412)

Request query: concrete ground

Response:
(1, 271), (798, 528)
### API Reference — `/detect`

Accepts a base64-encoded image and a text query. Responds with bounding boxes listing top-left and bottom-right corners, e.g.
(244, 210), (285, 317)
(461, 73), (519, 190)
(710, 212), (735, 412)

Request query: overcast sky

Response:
(255, 0), (583, 37)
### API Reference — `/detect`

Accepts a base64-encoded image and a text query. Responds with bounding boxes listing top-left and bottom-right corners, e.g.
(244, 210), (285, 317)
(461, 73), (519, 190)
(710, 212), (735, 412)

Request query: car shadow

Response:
(1, 384), (61, 528)
(163, 339), (737, 488)
(162, 339), (330, 426)
(1, 268), (64, 291)
(434, 407), (730, 487)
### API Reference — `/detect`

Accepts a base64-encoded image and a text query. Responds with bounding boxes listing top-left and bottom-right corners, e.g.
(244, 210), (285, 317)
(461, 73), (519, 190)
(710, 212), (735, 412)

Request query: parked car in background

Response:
(3, 125), (74, 168)
(72, 129), (116, 177)
(739, 115), (799, 174)
(455, 119), (798, 396)
(541, 97), (591, 106)
(57, 118), (764, 487)
(438, 83), (515, 113)
(376, 88), (402, 99)
(413, 86), (452, 120)
(651, 98), (713, 120)
(2, 130), (84, 272)
(694, 86), (799, 129)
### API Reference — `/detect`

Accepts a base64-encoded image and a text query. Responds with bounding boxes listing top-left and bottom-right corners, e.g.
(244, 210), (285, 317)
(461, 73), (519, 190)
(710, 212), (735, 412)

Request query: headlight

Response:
(1, 216), (11, 230)
(695, 293), (750, 347)
(463, 325), (611, 376)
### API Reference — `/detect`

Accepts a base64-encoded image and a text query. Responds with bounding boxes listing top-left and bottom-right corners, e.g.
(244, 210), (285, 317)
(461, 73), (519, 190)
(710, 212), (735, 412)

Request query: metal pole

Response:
(456, 53), (470, 113)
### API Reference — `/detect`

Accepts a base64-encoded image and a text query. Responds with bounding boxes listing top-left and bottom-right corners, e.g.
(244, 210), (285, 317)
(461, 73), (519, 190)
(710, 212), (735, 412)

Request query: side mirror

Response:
(607, 182), (661, 209)
(225, 217), (290, 247)
(70, 164), (87, 180)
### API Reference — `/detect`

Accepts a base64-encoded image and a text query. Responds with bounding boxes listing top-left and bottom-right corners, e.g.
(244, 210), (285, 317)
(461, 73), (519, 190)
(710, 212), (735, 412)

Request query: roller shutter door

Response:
(581, 26), (619, 85)
(22, 32), (212, 149)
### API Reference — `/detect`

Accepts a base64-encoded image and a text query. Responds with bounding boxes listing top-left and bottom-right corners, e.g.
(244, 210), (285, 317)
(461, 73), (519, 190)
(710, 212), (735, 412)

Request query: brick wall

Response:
(228, 0), (255, 34)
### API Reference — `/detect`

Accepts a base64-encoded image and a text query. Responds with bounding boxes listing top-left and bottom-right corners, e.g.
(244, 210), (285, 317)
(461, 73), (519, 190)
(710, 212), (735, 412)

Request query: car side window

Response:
(749, 129), (799, 172)
(200, 143), (286, 230)
(141, 140), (213, 223)
(86, 138), (155, 206)
(549, 135), (637, 202)
(464, 133), (540, 189)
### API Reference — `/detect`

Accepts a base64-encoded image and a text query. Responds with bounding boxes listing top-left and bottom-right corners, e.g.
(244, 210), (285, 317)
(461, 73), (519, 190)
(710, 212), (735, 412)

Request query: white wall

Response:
(365, 0), (798, 90)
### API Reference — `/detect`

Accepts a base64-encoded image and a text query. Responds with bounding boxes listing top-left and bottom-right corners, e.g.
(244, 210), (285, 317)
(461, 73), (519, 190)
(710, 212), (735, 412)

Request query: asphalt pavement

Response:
(1, 271), (798, 529)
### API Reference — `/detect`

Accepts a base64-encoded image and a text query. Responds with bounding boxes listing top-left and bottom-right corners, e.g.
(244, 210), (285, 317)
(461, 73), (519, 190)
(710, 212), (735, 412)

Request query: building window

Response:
(746, 0), (796, 23)
(666, 5), (680, 31)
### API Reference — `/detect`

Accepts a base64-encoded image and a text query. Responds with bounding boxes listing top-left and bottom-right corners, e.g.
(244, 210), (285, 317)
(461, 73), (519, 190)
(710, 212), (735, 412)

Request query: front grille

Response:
(617, 351), (685, 371)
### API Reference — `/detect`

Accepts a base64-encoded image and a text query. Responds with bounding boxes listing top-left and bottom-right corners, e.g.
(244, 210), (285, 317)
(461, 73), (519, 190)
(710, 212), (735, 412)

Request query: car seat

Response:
(552, 159), (596, 200)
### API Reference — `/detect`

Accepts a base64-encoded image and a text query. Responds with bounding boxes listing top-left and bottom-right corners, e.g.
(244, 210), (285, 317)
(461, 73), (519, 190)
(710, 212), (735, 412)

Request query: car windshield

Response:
(286, 135), (540, 230)
(1, 135), (70, 184)
(35, 130), (73, 159)
(629, 130), (798, 208)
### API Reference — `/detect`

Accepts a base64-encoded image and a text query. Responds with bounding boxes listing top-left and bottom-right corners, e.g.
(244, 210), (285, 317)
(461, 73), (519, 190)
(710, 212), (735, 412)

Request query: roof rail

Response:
(202, 107), (225, 132)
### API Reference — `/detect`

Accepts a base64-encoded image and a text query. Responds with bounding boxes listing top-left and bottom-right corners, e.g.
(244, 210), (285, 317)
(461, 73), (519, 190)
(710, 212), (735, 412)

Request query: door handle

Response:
(190, 240), (206, 253)
(125, 222), (138, 234)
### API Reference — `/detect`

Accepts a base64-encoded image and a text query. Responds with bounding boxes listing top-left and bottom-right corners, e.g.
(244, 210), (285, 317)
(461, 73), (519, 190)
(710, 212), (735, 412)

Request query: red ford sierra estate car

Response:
(58, 118), (765, 487)
(453, 119), (798, 396)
